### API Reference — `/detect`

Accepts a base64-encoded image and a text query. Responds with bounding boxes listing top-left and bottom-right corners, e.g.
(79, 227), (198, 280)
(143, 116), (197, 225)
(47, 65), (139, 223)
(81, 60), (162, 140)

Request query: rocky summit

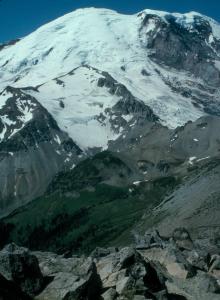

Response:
(1, 228), (220, 300)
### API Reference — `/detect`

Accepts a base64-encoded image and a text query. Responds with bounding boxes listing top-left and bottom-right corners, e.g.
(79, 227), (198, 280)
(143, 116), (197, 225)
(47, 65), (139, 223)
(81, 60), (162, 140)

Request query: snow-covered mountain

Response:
(1, 8), (220, 130)
(1, 7), (220, 214)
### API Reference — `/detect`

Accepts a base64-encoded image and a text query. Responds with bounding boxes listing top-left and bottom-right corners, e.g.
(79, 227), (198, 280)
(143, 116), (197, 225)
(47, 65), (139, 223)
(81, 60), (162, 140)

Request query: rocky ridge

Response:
(0, 86), (83, 216)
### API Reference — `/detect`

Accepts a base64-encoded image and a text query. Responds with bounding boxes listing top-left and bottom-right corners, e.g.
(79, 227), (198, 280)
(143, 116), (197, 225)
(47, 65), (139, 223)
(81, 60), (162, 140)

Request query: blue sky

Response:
(0, 0), (220, 43)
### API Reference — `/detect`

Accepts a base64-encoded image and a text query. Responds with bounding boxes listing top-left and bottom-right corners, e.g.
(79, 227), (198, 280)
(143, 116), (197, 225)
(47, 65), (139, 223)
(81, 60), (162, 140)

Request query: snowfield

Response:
(27, 66), (124, 150)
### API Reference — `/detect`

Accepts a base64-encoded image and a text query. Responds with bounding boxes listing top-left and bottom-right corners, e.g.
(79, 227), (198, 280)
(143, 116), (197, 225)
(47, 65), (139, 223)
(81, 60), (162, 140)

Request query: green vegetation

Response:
(47, 150), (132, 193)
(1, 177), (179, 255)
(0, 151), (181, 255)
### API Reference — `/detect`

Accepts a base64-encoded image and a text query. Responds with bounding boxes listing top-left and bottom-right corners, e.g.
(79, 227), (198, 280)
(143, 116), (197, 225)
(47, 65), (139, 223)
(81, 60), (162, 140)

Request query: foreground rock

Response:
(0, 243), (44, 298)
(0, 273), (32, 300)
(34, 254), (101, 300)
(0, 228), (220, 299)
(166, 271), (220, 300)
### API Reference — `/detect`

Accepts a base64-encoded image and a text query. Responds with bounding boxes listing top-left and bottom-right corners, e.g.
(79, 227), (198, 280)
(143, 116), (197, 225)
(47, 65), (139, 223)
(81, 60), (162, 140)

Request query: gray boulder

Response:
(91, 247), (118, 259)
(33, 251), (91, 277)
(166, 271), (220, 300)
(134, 230), (166, 250)
(138, 245), (195, 280)
(0, 243), (44, 297)
(172, 228), (194, 251)
(35, 255), (101, 300)
(101, 288), (117, 300)
(95, 247), (136, 288)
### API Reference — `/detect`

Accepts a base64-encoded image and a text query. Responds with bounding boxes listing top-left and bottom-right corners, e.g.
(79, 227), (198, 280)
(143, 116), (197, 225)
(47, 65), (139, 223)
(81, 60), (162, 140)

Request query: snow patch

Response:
(189, 156), (197, 165)
(214, 60), (220, 70)
(197, 156), (210, 162)
(54, 134), (62, 145)
(133, 179), (149, 186)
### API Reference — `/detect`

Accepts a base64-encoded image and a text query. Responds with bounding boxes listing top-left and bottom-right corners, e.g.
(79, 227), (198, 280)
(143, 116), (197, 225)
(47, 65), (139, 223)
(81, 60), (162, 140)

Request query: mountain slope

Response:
(1, 7), (220, 233)
(2, 115), (220, 253)
(0, 87), (82, 216)
(0, 64), (158, 212)
(139, 157), (220, 241)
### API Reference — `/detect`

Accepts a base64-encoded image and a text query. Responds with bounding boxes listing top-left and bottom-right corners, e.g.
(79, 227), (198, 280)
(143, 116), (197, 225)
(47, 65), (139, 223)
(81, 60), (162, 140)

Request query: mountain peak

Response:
(1, 6), (220, 131)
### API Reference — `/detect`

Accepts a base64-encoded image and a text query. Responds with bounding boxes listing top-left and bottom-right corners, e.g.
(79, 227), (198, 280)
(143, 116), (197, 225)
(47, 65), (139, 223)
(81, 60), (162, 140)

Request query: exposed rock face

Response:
(138, 12), (220, 119)
(0, 39), (20, 52)
(1, 228), (220, 300)
(97, 68), (158, 128)
(142, 14), (220, 86)
(0, 87), (82, 216)
(110, 115), (220, 183)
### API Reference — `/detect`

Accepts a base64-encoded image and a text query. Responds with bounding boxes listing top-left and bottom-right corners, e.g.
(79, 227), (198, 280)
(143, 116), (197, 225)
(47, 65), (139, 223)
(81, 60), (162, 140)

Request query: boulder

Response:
(194, 237), (220, 256)
(36, 260), (101, 300)
(95, 247), (135, 287)
(209, 254), (220, 272)
(138, 245), (194, 279)
(166, 270), (220, 300)
(0, 243), (44, 297)
(91, 247), (118, 259)
(116, 275), (134, 295)
(134, 230), (166, 249)
(33, 251), (91, 277)
(101, 288), (117, 300)
(172, 228), (194, 251)
(207, 254), (220, 282)
(2, 228), (220, 300)
(96, 247), (165, 299)
(182, 249), (208, 271)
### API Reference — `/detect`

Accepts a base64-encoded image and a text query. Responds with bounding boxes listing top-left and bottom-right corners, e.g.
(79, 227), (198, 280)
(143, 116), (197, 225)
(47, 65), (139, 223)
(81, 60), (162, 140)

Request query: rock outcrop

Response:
(0, 228), (220, 299)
